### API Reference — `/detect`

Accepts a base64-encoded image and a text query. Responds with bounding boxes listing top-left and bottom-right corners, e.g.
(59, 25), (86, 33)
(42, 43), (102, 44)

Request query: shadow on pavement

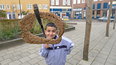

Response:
(0, 40), (25, 50)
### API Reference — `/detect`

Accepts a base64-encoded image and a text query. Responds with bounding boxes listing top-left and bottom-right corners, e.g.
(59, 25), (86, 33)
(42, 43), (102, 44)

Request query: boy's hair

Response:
(45, 22), (57, 30)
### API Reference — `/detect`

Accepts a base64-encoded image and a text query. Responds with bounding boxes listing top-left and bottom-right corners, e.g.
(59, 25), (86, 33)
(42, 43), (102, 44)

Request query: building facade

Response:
(72, 0), (86, 19)
(0, 0), (50, 19)
(92, 0), (110, 19)
(50, 0), (73, 19)
(50, 0), (116, 19)
(112, 1), (116, 17)
(72, 0), (110, 19)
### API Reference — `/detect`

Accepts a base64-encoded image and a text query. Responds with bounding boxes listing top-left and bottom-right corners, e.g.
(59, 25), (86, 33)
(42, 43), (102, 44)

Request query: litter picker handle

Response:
(33, 4), (46, 38)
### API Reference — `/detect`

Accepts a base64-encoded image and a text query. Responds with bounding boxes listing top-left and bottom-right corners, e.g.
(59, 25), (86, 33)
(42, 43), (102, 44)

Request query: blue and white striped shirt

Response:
(39, 36), (74, 65)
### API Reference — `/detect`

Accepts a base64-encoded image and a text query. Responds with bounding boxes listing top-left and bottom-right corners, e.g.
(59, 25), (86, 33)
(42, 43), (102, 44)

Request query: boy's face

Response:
(45, 26), (57, 39)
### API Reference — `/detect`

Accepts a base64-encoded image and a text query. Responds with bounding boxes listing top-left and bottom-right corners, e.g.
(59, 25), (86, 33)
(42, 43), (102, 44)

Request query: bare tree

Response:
(83, 0), (93, 61)
(113, 10), (116, 29)
(106, 0), (112, 37)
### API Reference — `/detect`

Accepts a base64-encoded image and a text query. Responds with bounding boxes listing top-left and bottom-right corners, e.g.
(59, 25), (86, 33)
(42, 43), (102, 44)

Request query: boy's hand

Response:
(44, 44), (50, 48)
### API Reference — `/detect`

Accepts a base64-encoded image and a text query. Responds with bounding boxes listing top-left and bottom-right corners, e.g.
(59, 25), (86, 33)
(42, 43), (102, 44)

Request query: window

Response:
(27, 4), (32, 9)
(67, 0), (70, 5)
(97, 3), (101, 9)
(51, 0), (55, 5)
(17, 4), (22, 10)
(82, 0), (85, 3)
(94, 0), (98, 1)
(0, 4), (4, 10)
(56, 0), (59, 5)
(42, 4), (48, 9)
(63, 0), (67, 5)
(38, 4), (42, 9)
(73, 0), (77, 4)
(12, 4), (16, 11)
(12, 13), (16, 19)
(77, 0), (81, 4)
(93, 4), (95, 9)
(103, 3), (108, 9)
(6, 5), (10, 9)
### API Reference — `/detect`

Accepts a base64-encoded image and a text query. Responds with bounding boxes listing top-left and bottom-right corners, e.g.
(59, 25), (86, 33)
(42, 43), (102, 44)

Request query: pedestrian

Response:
(39, 22), (74, 65)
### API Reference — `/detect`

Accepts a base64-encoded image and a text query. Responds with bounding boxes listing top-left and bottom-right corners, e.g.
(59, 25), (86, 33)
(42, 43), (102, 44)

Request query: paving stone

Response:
(93, 57), (106, 64)
(91, 61), (104, 65)
(20, 52), (30, 57)
(38, 60), (46, 65)
(29, 54), (38, 59)
(105, 62), (116, 65)
(97, 53), (107, 59)
(21, 62), (31, 65)
(65, 62), (73, 65)
(0, 52), (6, 57)
(106, 58), (116, 65)
(3, 53), (13, 59)
(9, 60), (21, 65)
(11, 56), (22, 61)
(0, 59), (12, 65)
(28, 58), (39, 65)
(68, 57), (78, 65)
(19, 57), (31, 63)
(0, 56), (4, 62)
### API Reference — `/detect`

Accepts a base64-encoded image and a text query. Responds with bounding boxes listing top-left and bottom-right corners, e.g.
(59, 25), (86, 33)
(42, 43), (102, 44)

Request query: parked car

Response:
(98, 17), (115, 21)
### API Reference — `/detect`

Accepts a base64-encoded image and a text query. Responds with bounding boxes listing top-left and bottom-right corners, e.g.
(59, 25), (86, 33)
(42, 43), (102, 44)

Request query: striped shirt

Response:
(39, 36), (74, 65)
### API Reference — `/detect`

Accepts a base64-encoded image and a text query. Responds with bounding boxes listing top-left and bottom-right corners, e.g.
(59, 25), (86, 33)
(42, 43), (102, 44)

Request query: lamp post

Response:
(19, 0), (22, 19)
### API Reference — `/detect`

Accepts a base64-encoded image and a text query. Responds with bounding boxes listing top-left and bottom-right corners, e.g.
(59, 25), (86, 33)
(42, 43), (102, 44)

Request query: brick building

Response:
(72, 0), (112, 19)
(50, 0), (116, 19)
(0, 0), (50, 19)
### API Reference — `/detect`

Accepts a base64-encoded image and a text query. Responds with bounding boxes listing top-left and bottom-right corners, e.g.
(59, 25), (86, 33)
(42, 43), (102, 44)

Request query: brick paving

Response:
(0, 20), (116, 65)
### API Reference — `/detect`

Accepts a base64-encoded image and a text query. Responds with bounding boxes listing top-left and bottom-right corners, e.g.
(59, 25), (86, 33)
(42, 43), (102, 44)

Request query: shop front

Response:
(50, 8), (72, 20)
(72, 8), (84, 19)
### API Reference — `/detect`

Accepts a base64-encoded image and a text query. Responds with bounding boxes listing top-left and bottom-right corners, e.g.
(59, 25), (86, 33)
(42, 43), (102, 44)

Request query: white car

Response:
(98, 17), (114, 21)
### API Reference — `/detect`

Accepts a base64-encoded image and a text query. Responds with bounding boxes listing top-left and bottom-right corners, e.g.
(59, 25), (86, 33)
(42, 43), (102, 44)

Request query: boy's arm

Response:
(66, 42), (74, 54)
(39, 44), (50, 58)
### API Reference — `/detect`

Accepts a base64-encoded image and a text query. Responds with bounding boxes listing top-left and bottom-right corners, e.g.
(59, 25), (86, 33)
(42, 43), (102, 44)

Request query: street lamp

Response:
(19, 0), (22, 19)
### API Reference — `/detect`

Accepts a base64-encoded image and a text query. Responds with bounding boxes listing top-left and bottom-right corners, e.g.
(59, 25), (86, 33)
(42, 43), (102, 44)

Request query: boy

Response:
(39, 22), (74, 65)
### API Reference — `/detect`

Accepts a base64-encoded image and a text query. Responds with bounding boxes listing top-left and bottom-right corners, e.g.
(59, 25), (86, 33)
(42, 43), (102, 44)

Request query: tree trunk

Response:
(113, 10), (116, 29)
(82, 8), (84, 19)
(83, 0), (93, 61)
(106, 0), (112, 37)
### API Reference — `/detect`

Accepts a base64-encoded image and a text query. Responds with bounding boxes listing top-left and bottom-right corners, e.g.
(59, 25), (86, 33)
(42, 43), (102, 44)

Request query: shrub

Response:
(0, 19), (20, 40)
